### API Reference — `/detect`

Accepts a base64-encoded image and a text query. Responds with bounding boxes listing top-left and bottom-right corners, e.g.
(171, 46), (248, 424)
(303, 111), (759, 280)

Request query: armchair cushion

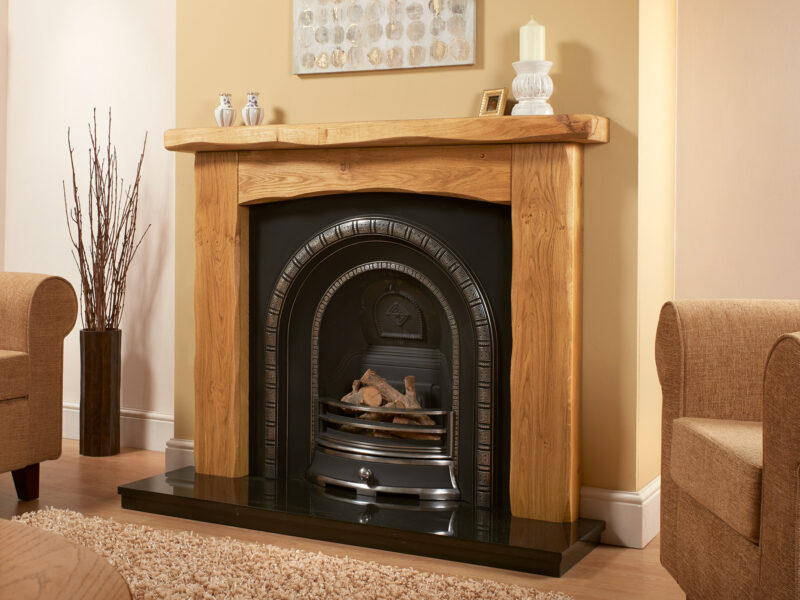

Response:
(0, 350), (30, 402)
(671, 417), (763, 543)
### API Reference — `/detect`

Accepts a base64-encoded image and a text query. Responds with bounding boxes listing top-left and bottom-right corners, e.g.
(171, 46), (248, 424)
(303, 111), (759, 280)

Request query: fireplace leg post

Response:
(509, 143), (583, 523)
(193, 151), (250, 478)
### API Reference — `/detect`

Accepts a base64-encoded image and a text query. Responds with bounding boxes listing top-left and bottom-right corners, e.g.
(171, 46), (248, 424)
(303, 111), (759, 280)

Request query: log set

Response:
(337, 369), (439, 440)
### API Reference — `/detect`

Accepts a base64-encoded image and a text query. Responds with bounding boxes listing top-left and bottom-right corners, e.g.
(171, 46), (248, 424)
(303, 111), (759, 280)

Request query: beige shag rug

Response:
(13, 508), (573, 600)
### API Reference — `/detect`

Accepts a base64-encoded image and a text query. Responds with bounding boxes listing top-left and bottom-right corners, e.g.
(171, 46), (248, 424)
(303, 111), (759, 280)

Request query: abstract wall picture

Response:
(293, 0), (476, 74)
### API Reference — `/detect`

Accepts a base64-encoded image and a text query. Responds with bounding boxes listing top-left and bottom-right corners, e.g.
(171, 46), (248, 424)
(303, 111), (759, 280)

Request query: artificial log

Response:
(338, 381), (362, 416)
(341, 383), (382, 407)
(358, 369), (424, 410)
(404, 375), (417, 406)
(409, 412), (436, 426)
(339, 380), (359, 407)
(365, 430), (393, 439)
(400, 375), (435, 425)
(358, 411), (391, 422)
(361, 386), (383, 407)
(332, 370), (440, 439)
(360, 369), (408, 407)
(391, 416), (441, 441)
(357, 370), (435, 426)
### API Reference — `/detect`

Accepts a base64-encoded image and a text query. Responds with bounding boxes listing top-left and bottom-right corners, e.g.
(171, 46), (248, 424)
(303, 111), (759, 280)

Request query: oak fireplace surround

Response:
(116, 116), (611, 575)
(164, 114), (609, 524)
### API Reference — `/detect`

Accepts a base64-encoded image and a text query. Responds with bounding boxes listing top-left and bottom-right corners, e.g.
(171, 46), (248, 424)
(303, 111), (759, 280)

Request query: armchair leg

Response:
(11, 463), (39, 501)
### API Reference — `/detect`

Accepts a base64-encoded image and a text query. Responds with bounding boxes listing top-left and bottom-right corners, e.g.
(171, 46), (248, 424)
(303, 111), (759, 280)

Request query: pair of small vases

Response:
(215, 92), (264, 127)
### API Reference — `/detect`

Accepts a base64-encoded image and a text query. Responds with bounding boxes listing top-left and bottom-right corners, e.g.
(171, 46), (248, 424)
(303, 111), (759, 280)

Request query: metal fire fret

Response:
(317, 397), (456, 461)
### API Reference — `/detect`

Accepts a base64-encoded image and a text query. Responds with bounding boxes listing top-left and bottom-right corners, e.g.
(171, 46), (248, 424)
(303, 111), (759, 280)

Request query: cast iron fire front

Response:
(263, 213), (499, 507)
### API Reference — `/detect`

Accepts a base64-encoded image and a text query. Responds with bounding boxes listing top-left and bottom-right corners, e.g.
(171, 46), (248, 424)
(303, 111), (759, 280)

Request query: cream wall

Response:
(637, 0), (675, 488)
(175, 0), (672, 493)
(676, 0), (800, 299)
(3, 0), (176, 449)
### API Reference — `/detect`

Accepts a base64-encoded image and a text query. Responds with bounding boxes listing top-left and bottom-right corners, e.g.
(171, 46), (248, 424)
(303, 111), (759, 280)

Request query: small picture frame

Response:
(479, 88), (508, 117)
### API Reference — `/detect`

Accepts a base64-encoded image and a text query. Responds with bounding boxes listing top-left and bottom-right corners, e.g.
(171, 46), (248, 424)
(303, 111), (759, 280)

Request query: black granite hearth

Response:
(119, 468), (603, 577)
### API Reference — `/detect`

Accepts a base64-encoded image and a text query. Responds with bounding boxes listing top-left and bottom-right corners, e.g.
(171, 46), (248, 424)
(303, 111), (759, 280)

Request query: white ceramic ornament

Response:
(242, 92), (264, 126)
(214, 93), (236, 127)
(511, 60), (554, 116)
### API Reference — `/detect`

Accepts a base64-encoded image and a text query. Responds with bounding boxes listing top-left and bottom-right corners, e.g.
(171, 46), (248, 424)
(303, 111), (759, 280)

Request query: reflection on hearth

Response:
(309, 485), (457, 537)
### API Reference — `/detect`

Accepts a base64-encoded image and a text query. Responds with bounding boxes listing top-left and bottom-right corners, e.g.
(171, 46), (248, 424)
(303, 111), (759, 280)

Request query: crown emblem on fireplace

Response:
(386, 302), (410, 326)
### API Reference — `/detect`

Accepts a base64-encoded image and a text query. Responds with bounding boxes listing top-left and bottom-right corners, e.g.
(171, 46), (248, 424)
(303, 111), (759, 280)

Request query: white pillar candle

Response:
(519, 17), (546, 62)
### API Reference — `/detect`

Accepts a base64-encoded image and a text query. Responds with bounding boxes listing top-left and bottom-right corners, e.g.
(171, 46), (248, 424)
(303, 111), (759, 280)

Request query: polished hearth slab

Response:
(119, 468), (603, 577)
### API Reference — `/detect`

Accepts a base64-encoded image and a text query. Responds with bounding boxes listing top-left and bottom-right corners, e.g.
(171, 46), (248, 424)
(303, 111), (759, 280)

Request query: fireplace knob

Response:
(358, 467), (373, 482)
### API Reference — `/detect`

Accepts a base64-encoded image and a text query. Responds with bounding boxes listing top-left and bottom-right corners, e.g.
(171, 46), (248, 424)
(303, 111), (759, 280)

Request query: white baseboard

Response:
(165, 438), (195, 471)
(62, 403), (174, 453)
(580, 476), (661, 548)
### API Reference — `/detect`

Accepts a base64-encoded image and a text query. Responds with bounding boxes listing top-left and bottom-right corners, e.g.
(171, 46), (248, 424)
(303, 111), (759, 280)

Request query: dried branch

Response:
(63, 108), (149, 331)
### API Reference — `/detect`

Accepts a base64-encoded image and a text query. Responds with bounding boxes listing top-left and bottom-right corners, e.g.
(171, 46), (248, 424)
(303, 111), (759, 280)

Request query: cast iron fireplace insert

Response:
(255, 194), (506, 509)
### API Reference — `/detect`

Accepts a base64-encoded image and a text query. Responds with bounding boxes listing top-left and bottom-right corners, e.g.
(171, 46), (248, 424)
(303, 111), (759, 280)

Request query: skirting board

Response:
(165, 438), (195, 471)
(580, 476), (661, 549)
(63, 403), (174, 453)
(155, 440), (660, 549)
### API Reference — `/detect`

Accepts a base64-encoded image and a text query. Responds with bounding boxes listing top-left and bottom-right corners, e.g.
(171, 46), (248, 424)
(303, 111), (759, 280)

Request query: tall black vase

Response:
(80, 329), (121, 456)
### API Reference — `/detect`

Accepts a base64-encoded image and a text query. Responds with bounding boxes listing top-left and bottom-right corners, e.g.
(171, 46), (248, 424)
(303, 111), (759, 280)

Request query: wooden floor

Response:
(0, 440), (684, 600)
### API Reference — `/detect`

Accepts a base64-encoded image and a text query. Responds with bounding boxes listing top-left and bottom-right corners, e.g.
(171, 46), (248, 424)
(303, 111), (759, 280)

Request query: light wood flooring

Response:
(0, 440), (684, 600)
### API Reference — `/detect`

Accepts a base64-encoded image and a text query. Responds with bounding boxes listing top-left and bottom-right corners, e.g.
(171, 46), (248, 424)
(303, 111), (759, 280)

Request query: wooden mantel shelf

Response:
(165, 114), (608, 152)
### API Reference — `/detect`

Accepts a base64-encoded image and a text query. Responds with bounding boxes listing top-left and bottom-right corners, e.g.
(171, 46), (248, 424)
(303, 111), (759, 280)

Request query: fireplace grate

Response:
(317, 397), (454, 460)
(308, 397), (460, 501)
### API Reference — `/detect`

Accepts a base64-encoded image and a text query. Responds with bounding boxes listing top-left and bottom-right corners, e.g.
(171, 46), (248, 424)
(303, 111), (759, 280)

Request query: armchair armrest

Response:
(656, 300), (800, 423)
(0, 272), (78, 461)
(0, 273), (78, 353)
(760, 332), (800, 599)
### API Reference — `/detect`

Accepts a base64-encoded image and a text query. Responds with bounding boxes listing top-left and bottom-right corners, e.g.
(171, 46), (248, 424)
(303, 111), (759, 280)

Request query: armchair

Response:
(0, 272), (77, 500)
(656, 300), (800, 600)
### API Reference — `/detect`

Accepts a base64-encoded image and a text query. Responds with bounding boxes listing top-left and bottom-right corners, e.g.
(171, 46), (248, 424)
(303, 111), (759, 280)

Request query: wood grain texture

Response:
(509, 143), (583, 523)
(194, 152), (249, 478)
(0, 519), (131, 600)
(238, 145), (511, 205)
(165, 115), (609, 153)
(0, 441), (685, 600)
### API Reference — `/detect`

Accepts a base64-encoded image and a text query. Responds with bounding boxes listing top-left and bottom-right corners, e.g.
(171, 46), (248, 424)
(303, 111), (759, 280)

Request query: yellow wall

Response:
(176, 0), (669, 493)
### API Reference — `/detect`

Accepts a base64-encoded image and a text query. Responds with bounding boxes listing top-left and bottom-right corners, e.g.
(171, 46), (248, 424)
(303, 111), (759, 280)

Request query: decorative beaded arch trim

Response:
(309, 260), (461, 471)
(263, 217), (496, 507)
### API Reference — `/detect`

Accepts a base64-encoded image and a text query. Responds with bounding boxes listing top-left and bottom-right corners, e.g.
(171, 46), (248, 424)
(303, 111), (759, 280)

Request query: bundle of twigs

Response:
(63, 108), (149, 331)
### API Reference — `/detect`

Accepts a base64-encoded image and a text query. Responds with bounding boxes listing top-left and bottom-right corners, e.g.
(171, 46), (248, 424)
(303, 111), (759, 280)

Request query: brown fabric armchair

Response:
(0, 272), (77, 500)
(656, 300), (800, 600)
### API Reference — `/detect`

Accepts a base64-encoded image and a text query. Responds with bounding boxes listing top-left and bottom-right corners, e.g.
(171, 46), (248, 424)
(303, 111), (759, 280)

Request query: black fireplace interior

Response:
(249, 193), (512, 511)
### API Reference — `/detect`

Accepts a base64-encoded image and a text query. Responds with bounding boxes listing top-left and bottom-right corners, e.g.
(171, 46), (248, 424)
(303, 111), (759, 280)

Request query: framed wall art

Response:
(293, 0), (476, 75)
